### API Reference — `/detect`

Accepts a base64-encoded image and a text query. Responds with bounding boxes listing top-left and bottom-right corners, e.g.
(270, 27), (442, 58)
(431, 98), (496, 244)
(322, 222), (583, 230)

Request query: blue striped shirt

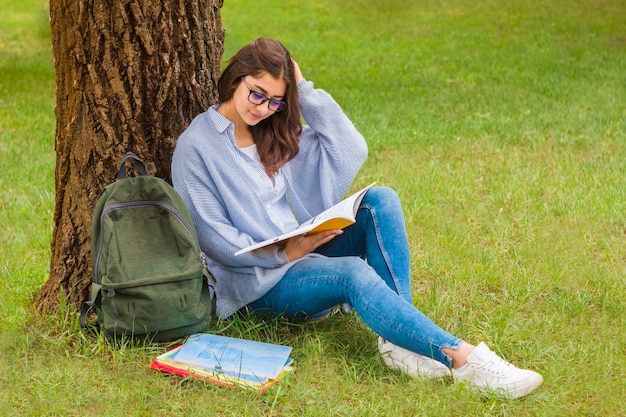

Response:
(172, 80), (368, 318)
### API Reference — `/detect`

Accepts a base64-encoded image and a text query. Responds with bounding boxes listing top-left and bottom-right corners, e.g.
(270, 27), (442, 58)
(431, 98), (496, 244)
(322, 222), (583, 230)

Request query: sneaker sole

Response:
(461, 373), (544, 399)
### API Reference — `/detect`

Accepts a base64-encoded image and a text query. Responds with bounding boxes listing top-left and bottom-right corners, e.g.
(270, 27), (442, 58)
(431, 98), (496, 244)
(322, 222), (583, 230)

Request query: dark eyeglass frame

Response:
(241, 77), (287, 112)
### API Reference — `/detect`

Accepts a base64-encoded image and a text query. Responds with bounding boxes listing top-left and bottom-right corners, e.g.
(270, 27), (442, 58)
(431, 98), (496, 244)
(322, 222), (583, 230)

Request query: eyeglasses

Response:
(241, 78), (286, 112)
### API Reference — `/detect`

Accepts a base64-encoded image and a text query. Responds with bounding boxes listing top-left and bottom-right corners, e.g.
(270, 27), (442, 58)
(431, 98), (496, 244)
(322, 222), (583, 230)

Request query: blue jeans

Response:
(249, 186), (463, 366)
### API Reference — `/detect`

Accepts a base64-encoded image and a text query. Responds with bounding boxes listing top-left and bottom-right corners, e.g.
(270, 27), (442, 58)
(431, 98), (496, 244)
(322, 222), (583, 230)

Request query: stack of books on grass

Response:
(149, 333), (294, 393)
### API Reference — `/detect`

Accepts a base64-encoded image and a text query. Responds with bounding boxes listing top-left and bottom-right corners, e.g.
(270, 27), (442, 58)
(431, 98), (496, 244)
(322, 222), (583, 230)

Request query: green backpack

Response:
(80, 152), (215, 342)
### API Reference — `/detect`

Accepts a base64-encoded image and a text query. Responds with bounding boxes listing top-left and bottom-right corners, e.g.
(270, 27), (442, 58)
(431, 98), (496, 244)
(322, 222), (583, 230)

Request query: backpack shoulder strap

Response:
(79, 282), (102, 329)
(117, 152), (148, 179)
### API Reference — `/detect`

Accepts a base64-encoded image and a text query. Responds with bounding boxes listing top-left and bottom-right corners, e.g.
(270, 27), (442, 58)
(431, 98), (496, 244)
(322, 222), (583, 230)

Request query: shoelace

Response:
(478, 355), (515, 377)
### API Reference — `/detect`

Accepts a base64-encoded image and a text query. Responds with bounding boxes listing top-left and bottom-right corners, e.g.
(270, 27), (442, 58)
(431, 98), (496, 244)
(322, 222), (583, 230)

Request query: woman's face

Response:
(233, 71), (287, 126)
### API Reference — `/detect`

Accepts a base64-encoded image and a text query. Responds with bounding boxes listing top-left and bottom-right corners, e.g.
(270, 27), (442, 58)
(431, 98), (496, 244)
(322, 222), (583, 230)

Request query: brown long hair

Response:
(218, 38), (302, 176)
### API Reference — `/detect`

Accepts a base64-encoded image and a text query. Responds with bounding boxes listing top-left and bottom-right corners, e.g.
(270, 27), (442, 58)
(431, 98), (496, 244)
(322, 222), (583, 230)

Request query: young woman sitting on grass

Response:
(172, 37), (543, 399)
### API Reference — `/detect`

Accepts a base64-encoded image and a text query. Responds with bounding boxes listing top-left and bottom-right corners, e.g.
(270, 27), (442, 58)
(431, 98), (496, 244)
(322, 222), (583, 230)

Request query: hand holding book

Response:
(234, 182), (376, 256)
(284, 228), (344, 262)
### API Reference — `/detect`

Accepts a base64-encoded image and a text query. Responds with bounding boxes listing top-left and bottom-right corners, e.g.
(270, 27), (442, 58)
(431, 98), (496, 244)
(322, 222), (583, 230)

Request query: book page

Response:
(234, 182), (376, 256)
(299, 182), (375, 234)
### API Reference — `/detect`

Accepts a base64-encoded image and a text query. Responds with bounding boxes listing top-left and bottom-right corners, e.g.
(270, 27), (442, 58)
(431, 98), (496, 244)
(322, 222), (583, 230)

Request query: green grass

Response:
(1, 0), (625, 415)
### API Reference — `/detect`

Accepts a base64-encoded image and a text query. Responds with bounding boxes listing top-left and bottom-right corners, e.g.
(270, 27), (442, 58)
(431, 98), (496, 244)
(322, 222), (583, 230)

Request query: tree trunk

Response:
(35, 0), (224, 313)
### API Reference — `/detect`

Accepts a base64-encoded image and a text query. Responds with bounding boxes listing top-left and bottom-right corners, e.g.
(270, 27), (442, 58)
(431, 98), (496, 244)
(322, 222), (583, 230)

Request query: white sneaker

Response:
(378, 337), (451, 380)
(451, 342), (543, 399)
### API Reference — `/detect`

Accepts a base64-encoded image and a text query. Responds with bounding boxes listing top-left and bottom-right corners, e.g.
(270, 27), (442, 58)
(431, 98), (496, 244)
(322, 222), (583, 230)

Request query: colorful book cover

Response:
(149, 334), (294, 393)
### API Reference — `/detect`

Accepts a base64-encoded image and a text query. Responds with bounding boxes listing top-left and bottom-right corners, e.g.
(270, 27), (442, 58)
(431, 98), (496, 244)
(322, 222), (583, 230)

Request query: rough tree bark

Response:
(35, 0), (224, 313)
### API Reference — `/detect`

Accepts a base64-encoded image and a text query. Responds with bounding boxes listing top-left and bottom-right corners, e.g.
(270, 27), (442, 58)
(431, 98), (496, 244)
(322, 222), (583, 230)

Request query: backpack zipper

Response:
(93, 200), (201, 284)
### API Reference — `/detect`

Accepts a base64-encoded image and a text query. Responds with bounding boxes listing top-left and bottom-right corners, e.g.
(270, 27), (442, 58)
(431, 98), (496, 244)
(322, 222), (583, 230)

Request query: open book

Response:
(235, 182), (376, 256)
(149, 333), (294, 393)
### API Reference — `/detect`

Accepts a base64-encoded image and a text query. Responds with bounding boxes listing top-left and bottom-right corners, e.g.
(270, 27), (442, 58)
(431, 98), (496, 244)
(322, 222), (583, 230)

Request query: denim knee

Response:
(363, 186), (401, 211)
